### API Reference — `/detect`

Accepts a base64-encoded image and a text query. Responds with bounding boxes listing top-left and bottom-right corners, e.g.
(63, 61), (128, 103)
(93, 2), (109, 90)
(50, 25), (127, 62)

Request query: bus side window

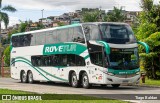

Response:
(31, 33), (36, 46)
(12, 36), (19, 47)
(36, 32), (46, 45)
(68, 28), (74, 42)
(73, 27), (85, 43)
(90, 25), (101, 40)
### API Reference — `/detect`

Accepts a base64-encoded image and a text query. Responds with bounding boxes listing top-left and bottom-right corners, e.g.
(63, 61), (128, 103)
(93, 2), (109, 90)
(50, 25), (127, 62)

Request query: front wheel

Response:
(111, 84), (120, 88)
(82, 72), (91, 89)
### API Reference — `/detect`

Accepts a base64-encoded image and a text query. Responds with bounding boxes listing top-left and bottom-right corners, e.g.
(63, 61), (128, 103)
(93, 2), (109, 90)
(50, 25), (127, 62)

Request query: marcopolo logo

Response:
(43, 43), (87, 55)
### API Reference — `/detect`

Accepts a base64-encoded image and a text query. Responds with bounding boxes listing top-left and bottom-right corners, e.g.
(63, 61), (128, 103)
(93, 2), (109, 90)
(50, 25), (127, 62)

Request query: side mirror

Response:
(137, 41), (149, 54)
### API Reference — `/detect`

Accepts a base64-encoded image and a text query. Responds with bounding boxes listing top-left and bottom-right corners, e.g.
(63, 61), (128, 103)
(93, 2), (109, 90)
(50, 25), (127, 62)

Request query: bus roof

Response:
(11, 23), (81, 37)
(81, 22), (129, 25)
(11, 22), (129, 37)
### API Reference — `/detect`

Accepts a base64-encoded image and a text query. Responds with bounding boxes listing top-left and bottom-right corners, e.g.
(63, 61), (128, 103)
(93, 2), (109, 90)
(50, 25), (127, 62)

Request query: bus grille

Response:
(114, 74), (137, 78)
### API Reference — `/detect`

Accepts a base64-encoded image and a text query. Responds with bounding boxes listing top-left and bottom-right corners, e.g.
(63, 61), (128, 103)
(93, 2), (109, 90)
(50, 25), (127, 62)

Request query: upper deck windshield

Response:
(99, 24), (137, 44)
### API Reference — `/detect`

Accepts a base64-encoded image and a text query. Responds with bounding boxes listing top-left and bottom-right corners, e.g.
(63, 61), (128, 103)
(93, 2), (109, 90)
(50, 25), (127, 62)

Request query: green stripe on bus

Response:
(11, 57), (68, 82)
(84, 55), (89, 60)
(108, 68), (140, 75)
(97, 41), (110, 55)
(11, 60), (50, 81)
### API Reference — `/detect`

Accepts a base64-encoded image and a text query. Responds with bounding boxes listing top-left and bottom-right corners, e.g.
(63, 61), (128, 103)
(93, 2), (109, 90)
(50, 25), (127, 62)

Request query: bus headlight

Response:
(107, 73), (114, 76)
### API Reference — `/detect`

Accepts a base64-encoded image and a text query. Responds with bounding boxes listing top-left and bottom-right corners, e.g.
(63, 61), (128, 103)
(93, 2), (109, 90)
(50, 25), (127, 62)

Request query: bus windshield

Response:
(108, 48), (139, 70)
(99, 24), (137, 44)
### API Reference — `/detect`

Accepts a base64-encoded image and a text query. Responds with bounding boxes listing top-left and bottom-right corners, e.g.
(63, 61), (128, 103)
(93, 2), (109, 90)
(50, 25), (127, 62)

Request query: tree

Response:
(82, 10), (101, 22)
(136, 0), (160, 79)
(3, 45), (10, 66)
(105, 6), (126, 22)
(0, 0), (17, 36)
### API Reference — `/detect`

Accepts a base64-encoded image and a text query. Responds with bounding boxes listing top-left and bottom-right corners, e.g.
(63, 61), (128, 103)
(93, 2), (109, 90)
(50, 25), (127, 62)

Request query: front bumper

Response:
(105, 74), (140, 85)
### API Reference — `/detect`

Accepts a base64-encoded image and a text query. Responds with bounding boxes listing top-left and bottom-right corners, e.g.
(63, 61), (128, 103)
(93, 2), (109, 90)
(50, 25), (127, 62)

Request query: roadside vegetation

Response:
(140, 78), (160, 86)
(0, 89), (129, 103)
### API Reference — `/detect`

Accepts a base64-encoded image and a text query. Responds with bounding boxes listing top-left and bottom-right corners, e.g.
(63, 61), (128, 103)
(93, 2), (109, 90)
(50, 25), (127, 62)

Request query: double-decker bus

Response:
(10, 22), (149, 88)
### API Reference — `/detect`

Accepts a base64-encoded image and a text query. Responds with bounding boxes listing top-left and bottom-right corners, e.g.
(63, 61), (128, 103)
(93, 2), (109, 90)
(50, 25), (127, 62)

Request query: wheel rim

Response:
(83, 76), (88, 87)
(22, 72), (26, 82)
(28, 72), (33, 82)
(72, 75), (77, 86)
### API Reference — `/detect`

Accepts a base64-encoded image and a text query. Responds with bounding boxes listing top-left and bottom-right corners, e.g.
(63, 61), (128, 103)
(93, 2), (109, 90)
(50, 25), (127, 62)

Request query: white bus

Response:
(11, 22), (149, 88)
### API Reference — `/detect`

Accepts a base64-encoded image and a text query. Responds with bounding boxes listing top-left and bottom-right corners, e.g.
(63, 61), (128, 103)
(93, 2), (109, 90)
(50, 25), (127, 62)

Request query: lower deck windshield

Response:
(108, 48), (139, 70)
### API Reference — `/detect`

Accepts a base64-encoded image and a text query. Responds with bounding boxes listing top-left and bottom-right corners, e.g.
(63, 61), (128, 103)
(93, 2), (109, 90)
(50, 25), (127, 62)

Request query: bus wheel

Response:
(101, 84), (107, 87)
(111, 84), (120, 88)
(71, 72), (79, 88)
(82, 72), (91, 89)
(21, 71), (27, 83)
(28, 71), (34, 84)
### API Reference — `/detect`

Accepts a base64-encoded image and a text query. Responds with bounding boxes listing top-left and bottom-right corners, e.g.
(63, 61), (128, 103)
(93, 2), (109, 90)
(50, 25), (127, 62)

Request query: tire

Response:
(20, 71), (27, 83)
(27, 71), (34, 84)
(82, 72), (91, 89)
(101, 84), (107, 87)
(71, 72), (79, 88)
(111, 84), (120, 88)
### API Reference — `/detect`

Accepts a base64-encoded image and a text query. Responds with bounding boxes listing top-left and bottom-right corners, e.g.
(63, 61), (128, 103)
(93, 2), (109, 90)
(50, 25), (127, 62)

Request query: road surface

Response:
(0, 78), (160, 103)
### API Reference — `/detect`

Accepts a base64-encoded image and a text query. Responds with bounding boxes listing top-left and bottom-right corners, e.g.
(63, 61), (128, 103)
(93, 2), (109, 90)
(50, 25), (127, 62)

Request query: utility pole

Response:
(41, 9), (44, 19)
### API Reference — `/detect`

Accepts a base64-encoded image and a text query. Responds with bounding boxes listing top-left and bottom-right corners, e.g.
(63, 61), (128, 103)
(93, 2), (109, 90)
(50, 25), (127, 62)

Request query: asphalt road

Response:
(0, 78), (160, 103)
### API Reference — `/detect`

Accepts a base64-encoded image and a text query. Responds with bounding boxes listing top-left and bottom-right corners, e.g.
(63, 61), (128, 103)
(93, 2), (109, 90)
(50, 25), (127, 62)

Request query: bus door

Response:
(87, 41), (105, 84)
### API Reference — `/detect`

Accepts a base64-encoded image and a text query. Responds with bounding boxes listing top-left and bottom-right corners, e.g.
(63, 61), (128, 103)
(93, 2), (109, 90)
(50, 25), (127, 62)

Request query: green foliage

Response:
(105, 6), (126, 22)
(57, 22), (65, 26)
(136, 22), (157, 40)
(18, 22), (29, 32)
(82, 10), (100, 22)
(137, 0), (160, 79)
(4, 45), (10, 66)
(0, 0), (17, 28)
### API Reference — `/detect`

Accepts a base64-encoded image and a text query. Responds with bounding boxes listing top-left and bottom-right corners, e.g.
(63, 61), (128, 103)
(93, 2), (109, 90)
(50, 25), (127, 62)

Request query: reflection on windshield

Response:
(108, 48), (139, 70)
(100, 24), (136, 44)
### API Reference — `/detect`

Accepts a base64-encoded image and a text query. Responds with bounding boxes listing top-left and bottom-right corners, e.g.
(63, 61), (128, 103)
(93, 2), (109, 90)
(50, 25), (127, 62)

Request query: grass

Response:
(140, 78), (160, 86)
(0, 89), (129, 103)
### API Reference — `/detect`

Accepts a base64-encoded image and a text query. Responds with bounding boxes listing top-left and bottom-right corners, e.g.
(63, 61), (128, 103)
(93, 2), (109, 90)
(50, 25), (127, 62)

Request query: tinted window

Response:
(100, 24), (137, 44)
(36, 32), (46, 45)
(57, 29), (68, 42)
(90, 25), (101, 40)
(73, 27), (85, 43)
(12, 34), (31, 47)
(46, 31), (54, 44)
(68, 28), (74, 42)
(19, 34), (31, 47)
(31, 54), (85, 67)
(30, 33), (36, 46)
(12, 36), (19, 47)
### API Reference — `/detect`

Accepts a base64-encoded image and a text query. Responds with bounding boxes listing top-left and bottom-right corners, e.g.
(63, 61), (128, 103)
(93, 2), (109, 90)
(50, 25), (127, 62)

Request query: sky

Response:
(2, 0), (160, 28)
